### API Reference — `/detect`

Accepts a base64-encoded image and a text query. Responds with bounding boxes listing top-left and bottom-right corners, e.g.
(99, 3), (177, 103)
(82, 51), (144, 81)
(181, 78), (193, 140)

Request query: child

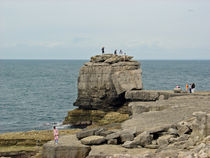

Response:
(53, 126), (59, 144)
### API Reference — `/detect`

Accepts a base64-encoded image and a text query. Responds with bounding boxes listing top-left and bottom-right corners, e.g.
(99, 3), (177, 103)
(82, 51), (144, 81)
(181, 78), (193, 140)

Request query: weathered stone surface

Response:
(174, 88), (182, 93)
(97, 130), (114, 137)
(76, 127), (102, 140)
(81, 136), (106, 145)
(120, 133), (134, 143)
(122, 141), (137, 148)
(73, 55), (142, 111)
(125, 90), (188, 101)
(128, 101), (169, 117)
(87, 145), (156, 158)
(157, 135), (175, 147)
(97, 112), (129, 125)
(133, 132), (153, 147)
(107, 139), (118, 145)
(112, 69), (143, 95)
(177, 124), (191, 136)
(42, 135), (91, 158)
(106, 132), (120, 140)
(63, 109), (105, 126)
(125, 90), (159, 101)
(191, 111), (208, 139)
(122, 95), (210, 135)
(168, 128), (178, 135)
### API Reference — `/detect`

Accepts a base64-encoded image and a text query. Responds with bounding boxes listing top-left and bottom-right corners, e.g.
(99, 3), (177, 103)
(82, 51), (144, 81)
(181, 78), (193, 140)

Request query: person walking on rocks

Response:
(101, 47), (105, 54)
(53, 126), (59, 144)
(119, 50), (123, 55)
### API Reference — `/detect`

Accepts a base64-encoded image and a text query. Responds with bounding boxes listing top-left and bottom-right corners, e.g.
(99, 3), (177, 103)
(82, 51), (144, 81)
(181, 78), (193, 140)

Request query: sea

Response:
(0, 60), (210, 133)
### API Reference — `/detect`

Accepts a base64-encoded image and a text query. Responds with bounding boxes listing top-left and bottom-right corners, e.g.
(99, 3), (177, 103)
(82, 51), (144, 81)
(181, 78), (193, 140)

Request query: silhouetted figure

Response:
(119, 50), (123, 55)
(101, 47), (104, 54)
(189, 84), (192, 93)
(114, 49), (117, 55)
(191, 83), (195, 93)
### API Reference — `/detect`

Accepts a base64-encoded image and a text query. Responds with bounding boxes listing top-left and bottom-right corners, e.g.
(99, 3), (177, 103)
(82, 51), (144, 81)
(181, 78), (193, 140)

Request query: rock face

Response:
(74, 54), (143, 111)
(42, 135), (91, 158)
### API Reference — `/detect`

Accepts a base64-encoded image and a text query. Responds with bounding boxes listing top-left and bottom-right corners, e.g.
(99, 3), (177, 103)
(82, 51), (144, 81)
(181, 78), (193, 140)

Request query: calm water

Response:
(0, 60), (210, 133)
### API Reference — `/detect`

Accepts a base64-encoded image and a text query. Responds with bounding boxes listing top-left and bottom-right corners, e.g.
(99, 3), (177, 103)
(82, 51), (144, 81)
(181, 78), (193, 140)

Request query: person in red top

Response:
(53, 126), (59, 144)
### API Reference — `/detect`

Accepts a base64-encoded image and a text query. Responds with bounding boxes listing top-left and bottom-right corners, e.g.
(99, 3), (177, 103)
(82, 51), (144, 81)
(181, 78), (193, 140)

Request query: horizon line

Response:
(0, 58), (210, 61)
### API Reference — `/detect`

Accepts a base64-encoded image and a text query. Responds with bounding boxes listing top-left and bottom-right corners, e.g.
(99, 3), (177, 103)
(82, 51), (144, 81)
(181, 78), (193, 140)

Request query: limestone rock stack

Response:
(63, 54), (143, 126)
(74, 54), (143, 111)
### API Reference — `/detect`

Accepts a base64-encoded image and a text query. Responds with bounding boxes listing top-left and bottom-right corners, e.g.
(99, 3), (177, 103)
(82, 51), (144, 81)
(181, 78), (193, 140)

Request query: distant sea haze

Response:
(0, 60), (209, 133)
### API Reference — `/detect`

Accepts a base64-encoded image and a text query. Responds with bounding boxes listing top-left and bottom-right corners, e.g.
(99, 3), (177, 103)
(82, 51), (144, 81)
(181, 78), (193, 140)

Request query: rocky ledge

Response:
(44, 93), (210, 158)
(0, 129), (80, 158)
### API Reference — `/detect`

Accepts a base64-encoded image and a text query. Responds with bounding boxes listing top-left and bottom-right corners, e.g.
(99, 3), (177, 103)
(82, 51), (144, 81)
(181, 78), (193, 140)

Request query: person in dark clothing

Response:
(101, 47), (104, 54)
(114, 49), (117, 55)
(189, 84), (192, 93)
(191, 83), (195, 93)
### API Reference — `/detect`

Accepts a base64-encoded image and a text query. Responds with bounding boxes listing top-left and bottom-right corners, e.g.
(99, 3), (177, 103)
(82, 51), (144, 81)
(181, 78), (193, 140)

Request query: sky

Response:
(0, 0), (210, 60)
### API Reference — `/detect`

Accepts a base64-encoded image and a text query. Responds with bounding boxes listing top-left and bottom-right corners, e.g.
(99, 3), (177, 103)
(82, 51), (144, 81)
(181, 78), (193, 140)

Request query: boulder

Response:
(122, 141), (137, 148)
(133, 132), (153, 147)
(106, 132), (120, 140)
(177, 124), (191, 136)
(168, 128), (178, 136)
(107, 139), (118, 145)
(120, 133), (134, 143)
(97, 130), (114, 137)
(76, 127), (103, 140)
(90, 54), (113, 63)
(157, 135), (175, 147)
(173, 88), (182, 93)
(191, 111), (208, 139)
(81, 136), (106, 145)
(119, 129), (136, 143)
(42, 135), (91, 158)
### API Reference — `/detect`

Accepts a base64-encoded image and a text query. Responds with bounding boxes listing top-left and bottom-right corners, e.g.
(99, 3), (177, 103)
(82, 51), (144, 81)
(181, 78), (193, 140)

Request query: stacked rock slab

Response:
(74, 54), (143, 111)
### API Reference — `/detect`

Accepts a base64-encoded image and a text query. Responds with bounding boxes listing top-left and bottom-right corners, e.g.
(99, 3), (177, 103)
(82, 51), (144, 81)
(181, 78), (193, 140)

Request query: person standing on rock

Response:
(101, 47), (105, 54)
(114, 49), (117, 55)
(53, 126), (59, 144)
(186, 83), (189, 92)
(119, 50), (123, 55)
(189, 84), (192, 93)
(191, 83), (195, 93)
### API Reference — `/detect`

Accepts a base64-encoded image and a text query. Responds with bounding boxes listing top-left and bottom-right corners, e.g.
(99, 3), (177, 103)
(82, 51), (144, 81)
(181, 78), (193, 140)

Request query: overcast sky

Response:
(0, 0), (210, 60)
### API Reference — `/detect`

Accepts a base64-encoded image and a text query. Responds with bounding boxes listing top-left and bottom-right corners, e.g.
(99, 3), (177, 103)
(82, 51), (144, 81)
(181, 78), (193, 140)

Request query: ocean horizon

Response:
(0, 60), (210, 133)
